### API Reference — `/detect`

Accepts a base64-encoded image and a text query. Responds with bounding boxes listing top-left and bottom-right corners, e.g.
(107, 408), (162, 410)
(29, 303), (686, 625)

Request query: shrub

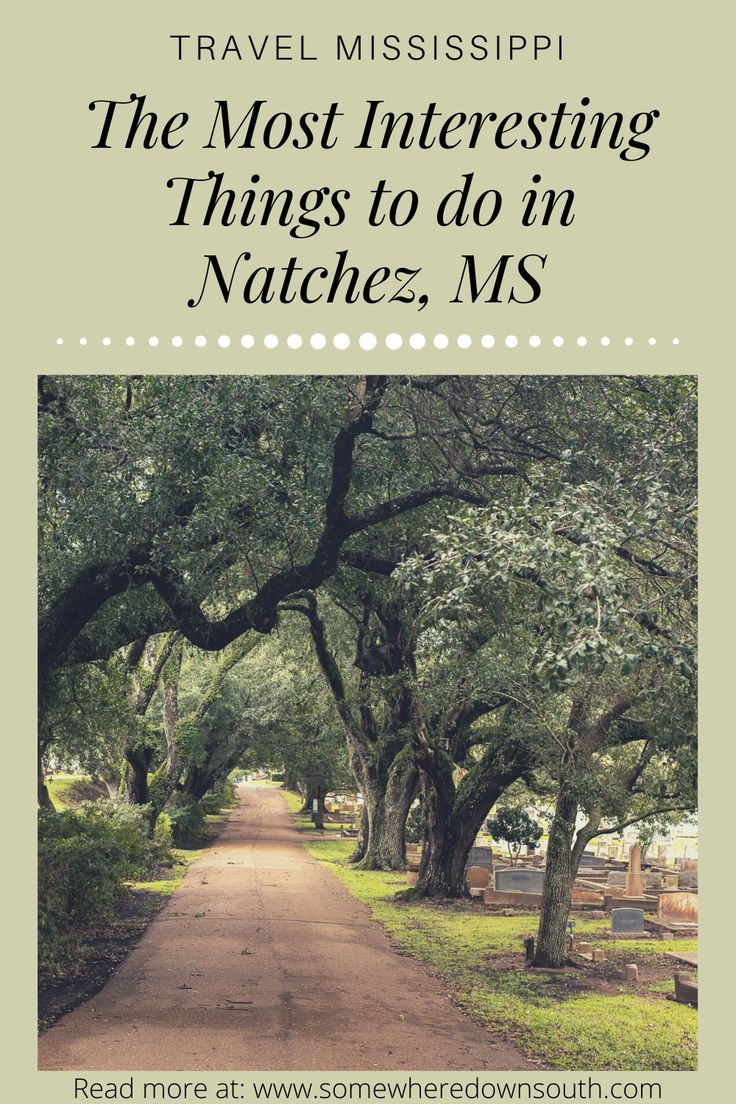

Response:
(199, 791), (224, 815)
(199, 781), (237, 816)
(38, 807), (129, 946)
(38, 798), (175, 980)
(75, 798), (156, 879)
(152, 813), (174, 860)
(166, 794), (206, 846)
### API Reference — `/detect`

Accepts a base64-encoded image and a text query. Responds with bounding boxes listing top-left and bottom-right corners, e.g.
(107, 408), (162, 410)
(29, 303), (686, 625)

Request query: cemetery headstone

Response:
(625, 843), (644, 897)
(611, 907), (645, 933)
(657, 891), (698, 924)
(495, 868), (545, 893)
(674, 971), (698, 1007)
(466, 866), (490, 891)
(467, 845), (493, 870)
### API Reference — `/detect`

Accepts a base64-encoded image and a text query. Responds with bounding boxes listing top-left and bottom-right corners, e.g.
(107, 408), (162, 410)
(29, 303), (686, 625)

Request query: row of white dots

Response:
(59, 334), (680, 350)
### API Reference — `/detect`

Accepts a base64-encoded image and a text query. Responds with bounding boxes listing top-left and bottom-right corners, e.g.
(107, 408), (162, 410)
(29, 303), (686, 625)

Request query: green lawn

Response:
(281, 793), (697, 1071)
(46, 775), (106, 808)
(127, 848), (201, 895)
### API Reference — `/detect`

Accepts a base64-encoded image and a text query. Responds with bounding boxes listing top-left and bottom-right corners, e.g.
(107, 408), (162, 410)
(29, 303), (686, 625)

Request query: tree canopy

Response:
(38, 373), (697, 969)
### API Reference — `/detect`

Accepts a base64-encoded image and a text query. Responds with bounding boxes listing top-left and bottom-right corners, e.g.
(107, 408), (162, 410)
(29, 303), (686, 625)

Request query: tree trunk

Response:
(532, 790), (578, 968)
(299, 786), (321, 815)
(348, 805), (369, 864)
(416, 806), (481, 896)
(313, 787), (327, 829)
(124, 747), (152, 804)
(283, 769), (301, 793)
(357, 756), (418, 870)
(38, 761), (53, 809)
(148, 642), (185, 828)
(411, 735), (532, 898)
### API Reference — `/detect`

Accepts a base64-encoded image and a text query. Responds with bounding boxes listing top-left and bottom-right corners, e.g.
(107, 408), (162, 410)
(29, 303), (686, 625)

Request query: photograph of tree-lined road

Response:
(38, 375), (697, 1070)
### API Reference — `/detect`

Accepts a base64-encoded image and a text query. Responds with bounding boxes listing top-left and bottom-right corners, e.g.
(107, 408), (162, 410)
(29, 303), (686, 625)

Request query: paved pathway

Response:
(39, 785), (534, 1071)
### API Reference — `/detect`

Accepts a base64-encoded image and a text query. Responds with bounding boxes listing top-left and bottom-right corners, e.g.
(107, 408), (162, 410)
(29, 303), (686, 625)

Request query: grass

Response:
(128, 848), (201, 895)
(284, 805), (697, 1072)
(47, 775), (106, 808)
(281, 789), (306, 814)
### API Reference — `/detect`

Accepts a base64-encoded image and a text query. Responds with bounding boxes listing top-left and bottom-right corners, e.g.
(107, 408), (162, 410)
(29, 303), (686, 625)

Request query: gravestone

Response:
(467, 845), (493, 870)
(572, 886), (604, 904)
(495, 868), (545, 893)
(658, 891), (698, 924)
(579, 851), (605, 869)
(607, 871), (627, 887)
(625, 843), (644, 897)
(674, 971), (698, 1007)
(662, 873), (679, 890)
(657, 845), (669, 865)
(466, 865), (490, 891)
(611, 907), (645, 933)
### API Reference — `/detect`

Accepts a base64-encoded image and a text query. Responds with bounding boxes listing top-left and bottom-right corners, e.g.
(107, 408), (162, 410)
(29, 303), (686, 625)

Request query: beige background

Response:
(4, 0), (732, 1096)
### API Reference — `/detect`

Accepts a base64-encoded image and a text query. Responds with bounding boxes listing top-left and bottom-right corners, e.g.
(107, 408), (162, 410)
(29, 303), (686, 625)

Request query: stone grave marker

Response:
(625, 843), (644, 897)
(466, 866), (490, 892)
(467, 845), (493, 870)
(611, 907), (645, 933)
(607, 871), (627, 887)
(579, 851), (605, 869)
(678, 871), (698, 890)
(657, 891), (698, 924)
(495, 868), (545, 893)
(674, 971), (698, 1007)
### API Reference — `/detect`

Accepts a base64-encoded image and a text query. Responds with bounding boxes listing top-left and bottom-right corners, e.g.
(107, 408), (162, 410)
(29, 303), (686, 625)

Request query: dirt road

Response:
(38, 785), (534, 1071)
